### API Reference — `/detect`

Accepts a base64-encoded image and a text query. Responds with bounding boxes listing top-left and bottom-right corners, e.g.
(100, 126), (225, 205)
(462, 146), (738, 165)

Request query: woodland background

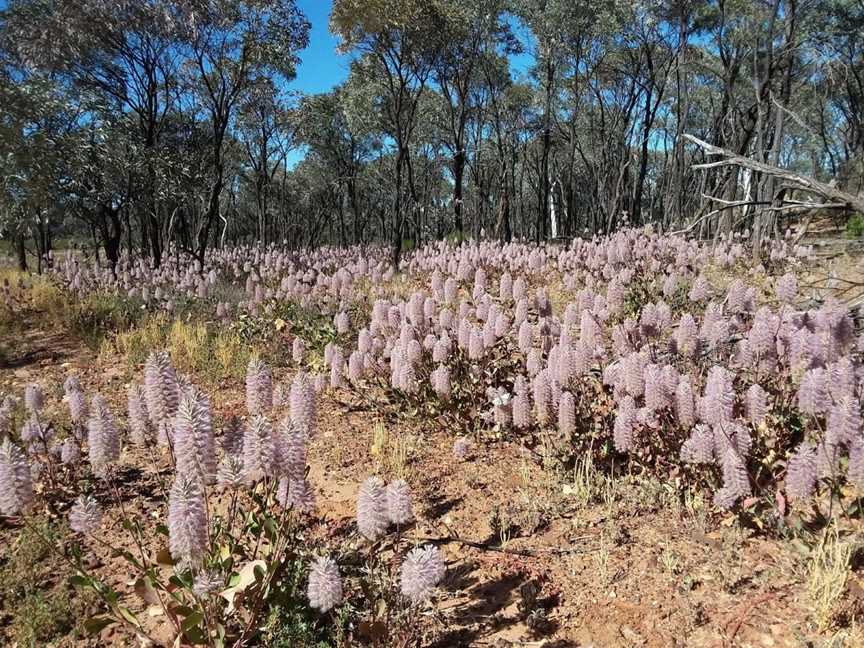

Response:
(1, 0), (863, 270)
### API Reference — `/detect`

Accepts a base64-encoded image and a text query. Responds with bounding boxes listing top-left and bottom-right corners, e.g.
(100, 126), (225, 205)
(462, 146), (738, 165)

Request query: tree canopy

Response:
(1, 0), (862, 270)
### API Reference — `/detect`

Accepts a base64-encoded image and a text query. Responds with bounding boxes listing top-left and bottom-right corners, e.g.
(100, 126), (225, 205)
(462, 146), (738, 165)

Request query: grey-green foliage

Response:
(2, 0), (864, 263)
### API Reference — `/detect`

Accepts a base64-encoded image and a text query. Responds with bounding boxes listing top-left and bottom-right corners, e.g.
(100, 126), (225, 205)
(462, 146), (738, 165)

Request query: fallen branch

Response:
(683, 133), (864, 215)
(767, 202), (846, 212)
(417, 534), (596, 558)
(422, 520), (597, 558)
(670, 198), (764, 235)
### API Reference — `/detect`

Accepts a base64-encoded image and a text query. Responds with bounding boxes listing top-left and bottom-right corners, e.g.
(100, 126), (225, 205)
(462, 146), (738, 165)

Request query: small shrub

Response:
(261, 556), (342, 647)
(845, 213), (864, 239)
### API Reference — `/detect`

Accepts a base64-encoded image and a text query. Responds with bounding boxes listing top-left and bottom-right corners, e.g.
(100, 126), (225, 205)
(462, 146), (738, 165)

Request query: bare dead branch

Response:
(683, 133), (864, 215)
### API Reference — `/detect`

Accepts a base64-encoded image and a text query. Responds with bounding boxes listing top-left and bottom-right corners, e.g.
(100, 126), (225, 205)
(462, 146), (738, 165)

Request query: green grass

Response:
(845, 214), (864, 239)
(0, 518), (98, 647)
(70, 292), (148, 349)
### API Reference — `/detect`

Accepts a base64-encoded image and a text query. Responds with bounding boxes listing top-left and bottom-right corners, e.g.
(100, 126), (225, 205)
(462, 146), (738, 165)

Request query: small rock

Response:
(619, 624), (645, 645)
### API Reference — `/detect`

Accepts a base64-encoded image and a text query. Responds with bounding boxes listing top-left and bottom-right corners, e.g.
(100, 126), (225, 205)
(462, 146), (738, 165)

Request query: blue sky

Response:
(291, 1), (534, 93)
(285, 0), (351, 166)
(293, 0), (351, 96)
(285, 1), (535, 166)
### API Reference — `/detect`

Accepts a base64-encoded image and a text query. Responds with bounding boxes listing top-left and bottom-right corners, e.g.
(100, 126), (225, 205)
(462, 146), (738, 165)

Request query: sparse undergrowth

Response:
(0, 519), (99, 646)
(2, 228), (863, 645)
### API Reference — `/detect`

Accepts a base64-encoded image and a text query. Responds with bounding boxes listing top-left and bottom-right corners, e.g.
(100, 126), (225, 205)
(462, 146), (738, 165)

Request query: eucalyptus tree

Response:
(430, 0), (515, 238)
(819, 0), (864, 173)
(807, 0), (864, 201)
(0, 70), (85, 271)
(175, 0), (309, 265)
(620, 3), (678, 226)
(513, 0), (618, 240)
(1, 0), (862, 259)
(679, 0), (820, 241)
(62, 117), (141, 271)
(296, 79), (378, 245)
(236, 78), (294, 246)
(331, 0), (450, 268)
(2, 0), (184, 265)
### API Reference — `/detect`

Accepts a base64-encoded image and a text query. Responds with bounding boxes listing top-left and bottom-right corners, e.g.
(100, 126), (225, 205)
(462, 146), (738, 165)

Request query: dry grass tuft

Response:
(370, 421), (413, 480)
(106, 316), (252, 381)
(808, 526), (856, 631)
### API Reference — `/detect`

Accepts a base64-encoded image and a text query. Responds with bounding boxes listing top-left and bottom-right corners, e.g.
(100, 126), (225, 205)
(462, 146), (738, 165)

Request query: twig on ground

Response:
(418, 525), (596, 558)
(722, 590), (777, 647)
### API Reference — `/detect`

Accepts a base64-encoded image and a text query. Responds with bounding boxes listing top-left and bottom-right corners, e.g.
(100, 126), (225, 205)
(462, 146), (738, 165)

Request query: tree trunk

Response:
(100, 204), (123, 273)
(16, 234), (27, 272)
(337, 185), (346, 247)
(391, 145), (406, 270)
(495, 162), (511, 242)
(148, 212), (162, 267)
(35, 233), (42, 275)
(539, 57), (554, 242)
(197, 170), (223, 268)
(348, 177), (362, 244)
(125, 208), (133, 256)
(634, 88), (654, 225)
(452, 149), (465, 236)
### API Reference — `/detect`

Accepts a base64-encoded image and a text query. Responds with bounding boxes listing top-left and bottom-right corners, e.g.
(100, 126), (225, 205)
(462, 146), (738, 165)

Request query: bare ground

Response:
(1, 306), (862, 648)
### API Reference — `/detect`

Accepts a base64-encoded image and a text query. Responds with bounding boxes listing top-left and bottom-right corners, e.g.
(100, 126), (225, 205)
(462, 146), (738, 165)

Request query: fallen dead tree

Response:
(683, 133), (864, 219)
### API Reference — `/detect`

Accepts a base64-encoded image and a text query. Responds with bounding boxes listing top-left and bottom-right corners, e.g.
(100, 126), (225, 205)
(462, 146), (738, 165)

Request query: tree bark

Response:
(16, 234), (27, 272)
(391, 144), (407, 270)
(452, 149), (466, 236)
(538, 56), (555, 242)
(684, 133), (864, 215)
(99, 204), (123, 272)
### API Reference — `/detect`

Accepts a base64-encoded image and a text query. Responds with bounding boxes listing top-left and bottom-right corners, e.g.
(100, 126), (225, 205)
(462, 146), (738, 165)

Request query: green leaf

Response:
(185, 625), (207, 644)
(69, 574), (90, 588)
(122, 550), (143, 569)
(181, 610), (204, 633)
(263, 517), (278, 540)
(118, 606), (141, 628)
(84, 616), (113, 636)
(253, 563), (267, 582)
(221, 555), (234, 573)
(175, 571), (194, 589)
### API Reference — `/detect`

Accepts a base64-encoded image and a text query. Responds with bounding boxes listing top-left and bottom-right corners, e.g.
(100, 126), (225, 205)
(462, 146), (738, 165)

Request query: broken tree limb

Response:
(683, 133), (864, 215)
(670, 197), (769, 235)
